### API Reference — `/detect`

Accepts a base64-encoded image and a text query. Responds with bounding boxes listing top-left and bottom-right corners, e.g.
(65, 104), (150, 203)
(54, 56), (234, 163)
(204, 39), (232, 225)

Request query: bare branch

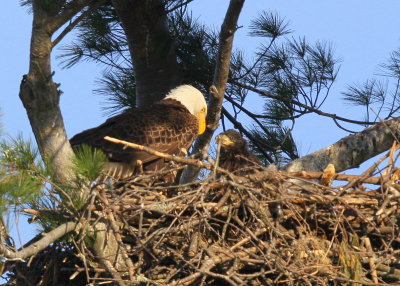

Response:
(180, 0), (245, 183)
(104, 136), (213, 171)
(48, 0), (93, 34)
(282, 117), (400, 172)
(52, 1), (107, 48)
(0, 222), (79, 260)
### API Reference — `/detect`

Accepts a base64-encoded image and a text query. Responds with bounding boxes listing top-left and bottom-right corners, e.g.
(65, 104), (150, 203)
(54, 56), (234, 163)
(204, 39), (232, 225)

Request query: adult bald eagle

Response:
(215, 129), (261, 175)
(70, 85), (207, 179)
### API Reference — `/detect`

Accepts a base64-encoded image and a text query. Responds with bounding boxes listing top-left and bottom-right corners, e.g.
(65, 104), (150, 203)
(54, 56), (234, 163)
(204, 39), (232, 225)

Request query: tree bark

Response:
(282, 117), (400, 172)
(0, 221), (79, 260)
(19, 1), (91, 183)
(180, 0), (245, 183)
(112, 0), (180, 107)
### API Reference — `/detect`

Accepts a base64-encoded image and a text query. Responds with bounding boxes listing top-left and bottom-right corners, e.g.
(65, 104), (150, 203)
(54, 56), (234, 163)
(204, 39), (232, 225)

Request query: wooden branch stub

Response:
(0, 222), (79, 260)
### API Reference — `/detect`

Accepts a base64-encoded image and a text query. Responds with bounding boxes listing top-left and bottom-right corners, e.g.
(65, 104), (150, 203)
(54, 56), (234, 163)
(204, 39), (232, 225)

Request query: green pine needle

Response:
(249, 11), (291, 39)
(72, 144), (107, 181)
(0, 136), (45, 216)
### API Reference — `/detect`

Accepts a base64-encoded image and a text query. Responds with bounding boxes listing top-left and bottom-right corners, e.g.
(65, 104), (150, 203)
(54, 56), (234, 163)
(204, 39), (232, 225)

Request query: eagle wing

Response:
(70, 105), (199, 171)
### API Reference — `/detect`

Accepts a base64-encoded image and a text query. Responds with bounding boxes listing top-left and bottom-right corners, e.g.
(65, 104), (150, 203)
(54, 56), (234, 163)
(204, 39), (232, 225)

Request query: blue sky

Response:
(3, 1), (400, 153)
(1, 1), (400, 244)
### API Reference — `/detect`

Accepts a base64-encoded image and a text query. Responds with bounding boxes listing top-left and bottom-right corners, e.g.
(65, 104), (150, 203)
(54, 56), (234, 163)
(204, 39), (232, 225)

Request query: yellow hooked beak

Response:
(196, 107), (207, 135)
(215, 134), (233, 146)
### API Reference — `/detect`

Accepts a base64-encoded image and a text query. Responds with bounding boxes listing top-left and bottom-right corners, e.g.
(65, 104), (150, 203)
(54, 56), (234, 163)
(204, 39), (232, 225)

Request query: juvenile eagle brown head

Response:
(215, 129), (261, 175)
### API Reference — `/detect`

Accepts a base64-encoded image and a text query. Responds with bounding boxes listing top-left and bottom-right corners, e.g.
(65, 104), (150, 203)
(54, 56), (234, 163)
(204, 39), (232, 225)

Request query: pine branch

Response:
(46, 0), (93, 34)
(231, 80), (376, 126)
(223, 94), (299, 161)
(165, 0), (194, 13)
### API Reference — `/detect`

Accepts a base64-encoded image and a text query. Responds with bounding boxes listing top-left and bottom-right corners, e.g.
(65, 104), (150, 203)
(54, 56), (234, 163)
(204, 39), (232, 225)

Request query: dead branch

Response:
(105, 135), (390, 188)
(0, 221), (79, 260)
(283, 118), (400, 173)
(180, 0), (246, 183)
(104, 136), (213, 171)
(283, 171), (383, 185)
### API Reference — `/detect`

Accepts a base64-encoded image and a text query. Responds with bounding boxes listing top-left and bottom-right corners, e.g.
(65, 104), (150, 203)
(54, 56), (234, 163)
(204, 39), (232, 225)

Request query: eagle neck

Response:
(156, 98), (189, 112)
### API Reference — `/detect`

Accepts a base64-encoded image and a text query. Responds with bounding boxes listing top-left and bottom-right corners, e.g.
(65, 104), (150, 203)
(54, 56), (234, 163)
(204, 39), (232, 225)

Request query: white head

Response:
(164, 85), (207, 134)
(164, 85), (206, 115)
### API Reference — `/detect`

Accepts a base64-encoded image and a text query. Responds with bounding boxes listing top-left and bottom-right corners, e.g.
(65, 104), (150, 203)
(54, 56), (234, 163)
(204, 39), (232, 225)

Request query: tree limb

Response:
(0, 222), (79, 260)
(180, 0), (245, 183)
(19, 2), (92, 183)
(282, 117), (400, 172)
(52, 1), (107, 48)
(231, 80), (376, 126)
(48, 0), (93, 34)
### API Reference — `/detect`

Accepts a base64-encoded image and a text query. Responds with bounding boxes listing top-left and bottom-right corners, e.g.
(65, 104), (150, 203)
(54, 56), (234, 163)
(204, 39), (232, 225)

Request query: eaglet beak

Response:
(215, 134), (233, 146)
(196, 109), (207, 135)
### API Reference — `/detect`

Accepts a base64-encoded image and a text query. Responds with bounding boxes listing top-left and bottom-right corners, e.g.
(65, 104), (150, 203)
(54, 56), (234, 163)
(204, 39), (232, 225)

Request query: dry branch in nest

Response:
(4, 142), (400, 285)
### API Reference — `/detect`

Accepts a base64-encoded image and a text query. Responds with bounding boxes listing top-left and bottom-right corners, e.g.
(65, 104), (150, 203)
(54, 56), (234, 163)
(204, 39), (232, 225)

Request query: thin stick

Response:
(104, 136), (213, 171)
(363, 237), (379, 284)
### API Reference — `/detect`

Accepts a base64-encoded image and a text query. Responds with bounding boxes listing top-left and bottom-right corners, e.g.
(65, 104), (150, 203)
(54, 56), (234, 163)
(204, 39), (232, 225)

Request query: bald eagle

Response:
(70, 85), (207, 179)
(215, 129), (261, 175)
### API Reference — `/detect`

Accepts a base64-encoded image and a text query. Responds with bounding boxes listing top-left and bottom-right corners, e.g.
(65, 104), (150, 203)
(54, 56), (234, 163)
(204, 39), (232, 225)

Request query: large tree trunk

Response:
(18, 2), (130, 277)
(19, 1), (90, 183)
(112, 0), (180, 107)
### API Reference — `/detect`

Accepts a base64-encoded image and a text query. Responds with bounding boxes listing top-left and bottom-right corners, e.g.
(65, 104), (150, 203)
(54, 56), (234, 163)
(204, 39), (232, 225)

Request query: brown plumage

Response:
(216, 129), (261, 175)
(70, 85), (207, 179)
(216, 130), (282, 219)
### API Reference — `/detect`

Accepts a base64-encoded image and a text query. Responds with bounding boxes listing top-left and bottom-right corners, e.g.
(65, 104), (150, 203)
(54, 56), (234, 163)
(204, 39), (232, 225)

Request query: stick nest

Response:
(90, 144), (400, 285)
(5, 145), (400, 285)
